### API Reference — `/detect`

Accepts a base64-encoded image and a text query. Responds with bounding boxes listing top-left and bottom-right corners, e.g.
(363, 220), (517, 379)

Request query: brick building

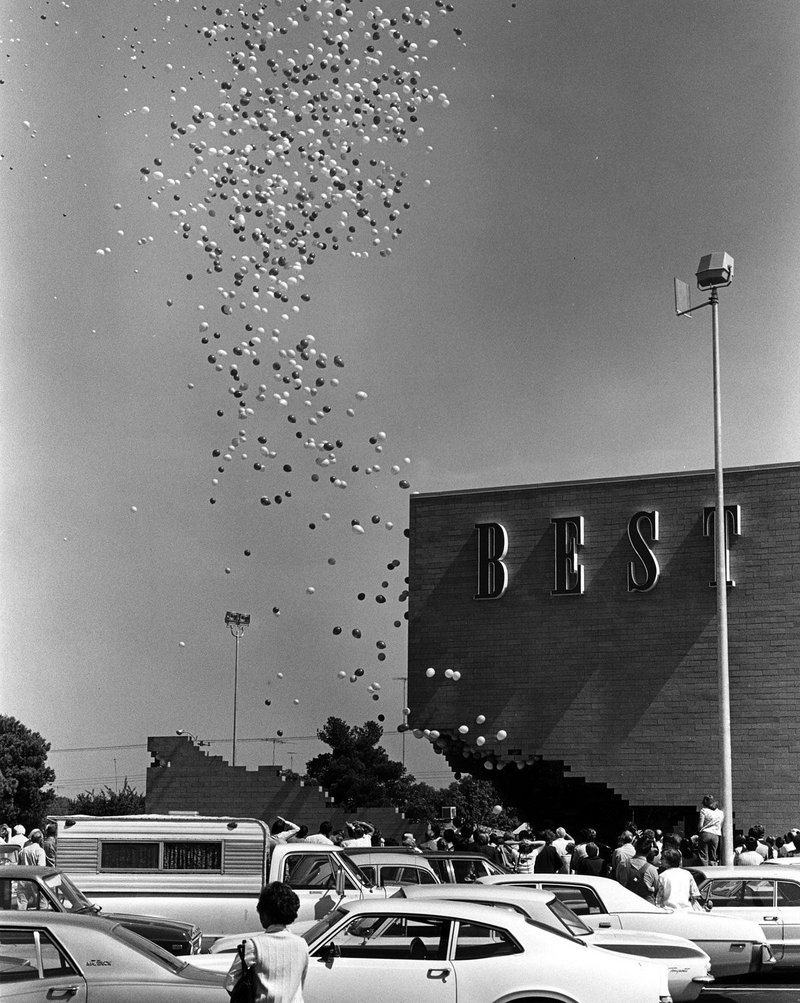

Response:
(145, 735), (410, 841)
(407, 462), (800, 837)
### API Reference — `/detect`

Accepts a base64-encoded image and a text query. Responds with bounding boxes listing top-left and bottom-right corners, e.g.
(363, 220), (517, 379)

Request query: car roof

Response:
(421, 850), (500, 859)
(341, 846), (419, 854)
(479, 873), (664, 912)
(691, 865), (800, 880)
(342, 849), (432, 865)
(401, 884), (556, 905)
(0, 865), (62, 879)
(336, 895), (537, 931)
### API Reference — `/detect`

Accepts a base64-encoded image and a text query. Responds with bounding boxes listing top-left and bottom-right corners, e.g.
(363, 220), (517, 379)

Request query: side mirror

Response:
(320, 942), (340, 967)
(334, 860), (346, 898)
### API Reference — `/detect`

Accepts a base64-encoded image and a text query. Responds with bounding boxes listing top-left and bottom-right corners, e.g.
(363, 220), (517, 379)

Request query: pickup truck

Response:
(49, 813), (398, 941)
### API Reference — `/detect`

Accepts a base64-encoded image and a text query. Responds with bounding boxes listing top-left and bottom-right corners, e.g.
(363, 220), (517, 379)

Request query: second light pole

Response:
(225, 611), (250, 766)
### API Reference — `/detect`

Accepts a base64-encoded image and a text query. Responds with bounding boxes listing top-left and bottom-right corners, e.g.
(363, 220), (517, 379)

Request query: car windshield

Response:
(110, 923), (189, 974)
(303, 907), (348, 948)
(546, 897), (594, 937)
(342, 858), (375, 889)
(42, 872), (98, 914)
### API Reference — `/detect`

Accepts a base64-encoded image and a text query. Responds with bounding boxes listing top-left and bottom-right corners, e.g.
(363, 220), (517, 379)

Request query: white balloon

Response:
(425, 667), (435, 678)
(496, 730), (508, 741)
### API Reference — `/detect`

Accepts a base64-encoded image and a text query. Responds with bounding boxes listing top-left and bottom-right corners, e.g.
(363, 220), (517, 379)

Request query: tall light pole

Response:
(675, 251), (735, 864)
(225, 611), (250, 766)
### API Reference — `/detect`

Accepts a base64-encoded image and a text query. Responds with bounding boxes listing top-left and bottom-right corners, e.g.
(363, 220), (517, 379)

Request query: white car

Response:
(195, 898), (673, 1003)
(0, 912), (226, 1001)
(399, 883), (713, 1002)
(479, 872), (773, 978)
(690, 864), (800, 967)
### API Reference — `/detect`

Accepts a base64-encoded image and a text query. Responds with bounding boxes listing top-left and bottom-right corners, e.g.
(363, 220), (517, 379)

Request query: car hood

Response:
(105, 912), (198, 937)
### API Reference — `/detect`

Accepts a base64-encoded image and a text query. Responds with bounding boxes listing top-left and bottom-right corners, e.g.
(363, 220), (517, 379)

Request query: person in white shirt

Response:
(270, 817), (301, 845)
(697, 795), (724, 865)
(20, 830), (47, 867)
(225, 882), (308, 1003)
(341, 821), (374, 848)
(655, 848), (702, 910)
(304, 821), (335, 845)
(9, 825), (27, 848)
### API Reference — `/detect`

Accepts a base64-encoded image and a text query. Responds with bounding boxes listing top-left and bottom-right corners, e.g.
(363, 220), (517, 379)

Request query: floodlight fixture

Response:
(696, 251), (734, 290)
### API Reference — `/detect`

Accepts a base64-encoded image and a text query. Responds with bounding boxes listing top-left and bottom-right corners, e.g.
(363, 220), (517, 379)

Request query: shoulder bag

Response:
(230, 938), (258, 1003)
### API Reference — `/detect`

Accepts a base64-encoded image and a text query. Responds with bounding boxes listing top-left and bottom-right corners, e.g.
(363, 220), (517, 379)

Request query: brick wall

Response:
(407, 463), (800, 835)
(145, 735), (410, 840)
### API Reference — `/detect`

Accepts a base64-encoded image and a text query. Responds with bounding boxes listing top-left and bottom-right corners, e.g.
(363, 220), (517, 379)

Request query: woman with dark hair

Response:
(224, 882), (309, 1002)
(697, 795), (724, 866)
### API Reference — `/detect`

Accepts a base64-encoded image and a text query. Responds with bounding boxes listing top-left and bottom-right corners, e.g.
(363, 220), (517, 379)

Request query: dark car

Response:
(0, 866), (202, 955)
(421, 850), (509, 883)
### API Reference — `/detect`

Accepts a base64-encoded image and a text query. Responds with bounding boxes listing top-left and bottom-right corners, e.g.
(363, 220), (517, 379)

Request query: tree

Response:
(305, 717), (413, 811)
(69, 780), (145, 815)
(0, 716), (56, 831)
(401, 774), (518, 829)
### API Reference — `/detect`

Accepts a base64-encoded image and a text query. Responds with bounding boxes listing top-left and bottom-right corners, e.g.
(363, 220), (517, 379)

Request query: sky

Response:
(2, 1), (799, 804)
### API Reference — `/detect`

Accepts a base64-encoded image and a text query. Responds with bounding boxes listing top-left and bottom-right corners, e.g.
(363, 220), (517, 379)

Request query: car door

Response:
(450, 918), (526, 1003)
(0, 927), (88, 1002)
(777, 879), (800, 964)
(279, 851), (358, 920)
(306, 912), (456, 1003)
(703, 877), (784, 961)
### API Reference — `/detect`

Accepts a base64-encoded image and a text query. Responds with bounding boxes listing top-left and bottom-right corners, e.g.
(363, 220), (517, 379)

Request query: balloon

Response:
(458, 725), (469, 734)
(496, 730), (508, 741)
(492, 804), (502, 814)
(476, 736), (485, 746)
(476, 715), (486, 724)
(451, 671), (461, 681)
(425, 667), (435, 678)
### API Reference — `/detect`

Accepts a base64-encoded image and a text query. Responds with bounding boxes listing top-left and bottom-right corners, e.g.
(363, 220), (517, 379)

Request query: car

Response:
(0, 911), (226, 1000)
(478, 871), (774, 978)
(342, 849), (440, 886)
(0, 866), (202, 956)
(399, 883), (713, 1002)
(194, 897), (673, 1003)
(690, 864), (800, 967)
(421, 851), (509, 883)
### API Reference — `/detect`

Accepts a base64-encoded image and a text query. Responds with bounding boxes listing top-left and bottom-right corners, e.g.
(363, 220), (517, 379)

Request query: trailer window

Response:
(163, 842), (222, 871)
(101, 842), (160, 870)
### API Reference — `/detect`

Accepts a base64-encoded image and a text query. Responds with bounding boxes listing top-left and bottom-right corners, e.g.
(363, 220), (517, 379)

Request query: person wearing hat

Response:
(9, 825), (28, 849)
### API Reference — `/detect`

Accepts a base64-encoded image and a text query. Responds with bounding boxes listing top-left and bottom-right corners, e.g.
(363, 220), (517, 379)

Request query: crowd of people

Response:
(0, 823), (56, 866)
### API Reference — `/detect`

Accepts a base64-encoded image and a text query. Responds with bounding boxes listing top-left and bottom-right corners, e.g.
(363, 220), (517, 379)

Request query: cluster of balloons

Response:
(130, 2), (463, 730)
